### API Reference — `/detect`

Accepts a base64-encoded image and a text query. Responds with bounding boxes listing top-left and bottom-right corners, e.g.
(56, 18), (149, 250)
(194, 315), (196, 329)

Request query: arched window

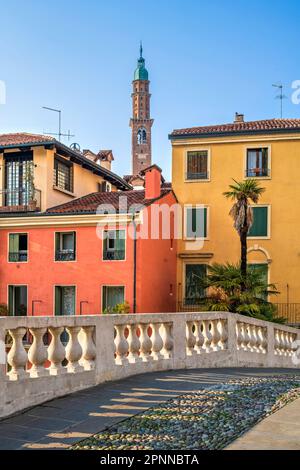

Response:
(137, 128), (147, 145)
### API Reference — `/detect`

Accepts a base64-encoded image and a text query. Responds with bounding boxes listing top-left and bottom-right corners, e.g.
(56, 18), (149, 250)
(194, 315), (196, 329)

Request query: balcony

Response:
(0, 188), (41, 213)
(103, 249), (125, 261)
(186, 171), (209, 181)
(245, 168), (270, 178)
(55, 250), (76, 262)
(8, 251), (28, 262)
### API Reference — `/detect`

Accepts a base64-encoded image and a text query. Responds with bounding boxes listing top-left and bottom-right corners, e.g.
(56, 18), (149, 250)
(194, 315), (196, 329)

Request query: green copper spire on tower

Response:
(134, 42), (149, 81)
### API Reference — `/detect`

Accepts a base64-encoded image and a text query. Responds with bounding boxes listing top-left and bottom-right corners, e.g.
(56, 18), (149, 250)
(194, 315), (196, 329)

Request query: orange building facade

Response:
(0, 166), (177, 316)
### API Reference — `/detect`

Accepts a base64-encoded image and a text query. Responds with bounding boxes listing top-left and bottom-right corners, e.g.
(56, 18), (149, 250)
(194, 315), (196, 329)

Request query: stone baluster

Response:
(186, 321), (196, 356)
(217, 319), (227, 350)
(127, 324), (142, 363)
(274, 329), (281, 355)
(150, 323), (163, 360)
(284, 331), (291, 356)
(79, 326), (96, 370)
(114, 324), (129, 365)
(257, 326), (267, 354)
(203, 321), (213, 353)
(279, 330), (286, 356)
(139, 323), (152, 362)
(239, 323), (248, 351)
(48, 327), (66, 375)
(28, 328), (48, 378)
(210, 320), (221, 351)
(7, 327), (28, 381)
(194, 321), (204, 354)
(244, 325), (251, 352)
(250, 325), (259, 353)
(236, 322), (243, 350)
(160, 322), (174, 359)
(65, 326), (83, 373)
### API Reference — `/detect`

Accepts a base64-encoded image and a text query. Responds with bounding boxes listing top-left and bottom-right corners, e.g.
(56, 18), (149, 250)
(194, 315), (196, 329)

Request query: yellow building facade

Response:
(170, 117), (300, 321)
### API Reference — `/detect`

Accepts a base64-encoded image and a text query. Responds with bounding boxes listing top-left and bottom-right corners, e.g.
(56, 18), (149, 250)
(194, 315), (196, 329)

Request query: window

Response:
(248, 207), (269, 237)
(4, 152), (34, 206)
(186, 151), (209, 180)
(103, 230), (125, 260)
(55, 286), (75, 316)
(186, 207), (207, 238)
(98, 181), (111, 193)
(55, 232), (76, 261)
(248, 264), (268, 300)
(9, 233), (28, 262)
(102, 286), (125, 312)
(246, 148), (269, 177)
(8, 286), (27, 316)
(53, 156), (73, 192)
(185, 264), (207, 305)
(137, 128), (147, 145)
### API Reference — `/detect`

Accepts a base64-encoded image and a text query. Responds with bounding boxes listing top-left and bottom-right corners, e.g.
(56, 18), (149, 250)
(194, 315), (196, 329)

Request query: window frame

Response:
(101, 285), (126, 312)
(184, 148), (211, 182)
(53, 285), (77, 316)
(244, 145), (271, 180)
(8, 232), (29, 263)
(7, 284), (28, 316)
(102, 229), (126, 261)
(54, 231), (77, 262)
(53, 154), (74, 194)
(247, 205), (271, 240)
(182, 262), (208, 305)
(184, 205), (209, 240)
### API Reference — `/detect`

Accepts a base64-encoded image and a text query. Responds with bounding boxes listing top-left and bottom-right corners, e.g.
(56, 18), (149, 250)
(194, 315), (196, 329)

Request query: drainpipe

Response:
(31, 300), (42, 316)
(132, 212), (137, 314)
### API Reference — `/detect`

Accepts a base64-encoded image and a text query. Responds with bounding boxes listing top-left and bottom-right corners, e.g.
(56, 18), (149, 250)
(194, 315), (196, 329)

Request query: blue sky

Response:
(1, 0), (300, 178)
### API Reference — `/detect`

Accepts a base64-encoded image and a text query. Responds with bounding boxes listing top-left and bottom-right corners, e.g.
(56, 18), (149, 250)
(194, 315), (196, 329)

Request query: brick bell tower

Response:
(130, 43), (154, 176)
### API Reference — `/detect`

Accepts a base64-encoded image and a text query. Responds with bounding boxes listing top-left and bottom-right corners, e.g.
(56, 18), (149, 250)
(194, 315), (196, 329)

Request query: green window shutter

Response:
(55, 286), (62, 316)
(248, 207), (268, 237)
(8, 286), (14, 316)
(9, 234), (19, 254)
(187, 208), (207, 238)
(55, 233), (60, 252)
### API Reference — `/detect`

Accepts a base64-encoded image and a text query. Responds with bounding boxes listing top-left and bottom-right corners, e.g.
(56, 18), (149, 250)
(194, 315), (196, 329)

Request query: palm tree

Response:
(223, 179), (265, 289)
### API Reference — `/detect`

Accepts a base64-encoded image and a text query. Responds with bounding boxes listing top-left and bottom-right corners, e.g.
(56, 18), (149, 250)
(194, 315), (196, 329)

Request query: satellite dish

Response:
(70, 142), (81, 151)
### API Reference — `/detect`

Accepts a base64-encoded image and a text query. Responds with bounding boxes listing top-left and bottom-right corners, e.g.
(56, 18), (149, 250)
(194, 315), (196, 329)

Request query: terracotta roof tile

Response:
(170, 118), (300, 137)
(0, 133), (54, 147)
(46, 189), (172, 215)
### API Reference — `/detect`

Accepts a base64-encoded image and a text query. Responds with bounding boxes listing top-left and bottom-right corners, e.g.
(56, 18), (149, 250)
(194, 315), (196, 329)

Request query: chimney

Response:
(234, 112), (244, 123)
(141, 164), (162, 199)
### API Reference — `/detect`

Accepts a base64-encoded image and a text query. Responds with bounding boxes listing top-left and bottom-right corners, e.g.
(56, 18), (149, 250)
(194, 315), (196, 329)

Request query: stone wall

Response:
(0, 312), (299, 419)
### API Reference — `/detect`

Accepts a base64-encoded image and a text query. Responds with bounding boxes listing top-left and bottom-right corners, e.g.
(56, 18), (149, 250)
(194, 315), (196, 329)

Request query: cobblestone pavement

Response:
(0, 368), (299, 450)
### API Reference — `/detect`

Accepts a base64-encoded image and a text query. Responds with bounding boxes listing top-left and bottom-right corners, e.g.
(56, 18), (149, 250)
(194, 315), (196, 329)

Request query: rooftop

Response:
(0, 133), (130, 191)
(46, 188), (173, 215)
(169, 118), (300, 139)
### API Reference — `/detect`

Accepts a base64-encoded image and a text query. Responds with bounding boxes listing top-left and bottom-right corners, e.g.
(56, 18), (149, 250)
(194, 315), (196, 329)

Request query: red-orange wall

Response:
(0, 193), (177, 315)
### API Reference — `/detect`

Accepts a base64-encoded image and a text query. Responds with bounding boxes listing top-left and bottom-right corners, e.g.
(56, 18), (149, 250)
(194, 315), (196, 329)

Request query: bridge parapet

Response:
(0, 312), (299, 419)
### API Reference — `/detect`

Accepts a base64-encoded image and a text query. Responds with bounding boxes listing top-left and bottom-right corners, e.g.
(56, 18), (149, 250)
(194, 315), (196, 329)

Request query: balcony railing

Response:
(8, 251), (28, 262)
(103, 249), (125, 261)
(178, 300), (300, 325)
(55, 250), (76, 261)
(186, 171), (209, 180)
(274, 303), (300, 324)
(245, 168), (270, 178)
(0, 188), (41, 212)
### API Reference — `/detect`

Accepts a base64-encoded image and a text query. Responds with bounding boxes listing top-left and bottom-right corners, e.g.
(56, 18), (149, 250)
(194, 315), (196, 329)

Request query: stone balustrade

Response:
(0, 312), (299, 419)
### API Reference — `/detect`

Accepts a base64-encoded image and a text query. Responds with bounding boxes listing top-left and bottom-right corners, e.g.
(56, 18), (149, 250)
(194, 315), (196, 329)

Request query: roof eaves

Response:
(168, 127), (300, 140)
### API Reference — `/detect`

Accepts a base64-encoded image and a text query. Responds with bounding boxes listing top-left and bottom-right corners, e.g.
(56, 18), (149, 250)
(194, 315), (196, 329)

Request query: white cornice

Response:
(170, 134), (300, 146)
(0, 212), (143, 228)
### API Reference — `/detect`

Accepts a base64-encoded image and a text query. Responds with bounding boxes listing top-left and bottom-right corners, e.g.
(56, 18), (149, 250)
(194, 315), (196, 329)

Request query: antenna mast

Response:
(42, 106), (74, 141)
(272, 83), (287, 118)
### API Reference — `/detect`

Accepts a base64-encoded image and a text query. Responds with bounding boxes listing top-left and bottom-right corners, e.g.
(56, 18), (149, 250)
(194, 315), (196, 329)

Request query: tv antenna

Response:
(42, 106), (75, 142)
(272, 83), (287, 118)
